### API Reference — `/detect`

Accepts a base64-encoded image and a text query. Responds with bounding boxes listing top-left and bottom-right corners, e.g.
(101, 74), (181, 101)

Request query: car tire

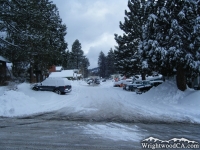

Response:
(55, 90), (61, 95)
(33, 87), (38, 91)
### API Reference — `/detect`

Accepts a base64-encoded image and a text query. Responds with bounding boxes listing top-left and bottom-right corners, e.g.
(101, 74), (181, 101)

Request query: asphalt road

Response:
(0, 117), (138, 150)
(0, 115), (200, 150)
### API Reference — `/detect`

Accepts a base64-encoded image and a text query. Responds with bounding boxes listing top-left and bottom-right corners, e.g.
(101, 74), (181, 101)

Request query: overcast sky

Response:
(51, 0), (128, 69)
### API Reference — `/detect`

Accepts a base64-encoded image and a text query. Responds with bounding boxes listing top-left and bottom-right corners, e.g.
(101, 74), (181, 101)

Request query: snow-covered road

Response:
(0, 80), (200, 149)
(0, 79), (200, 123)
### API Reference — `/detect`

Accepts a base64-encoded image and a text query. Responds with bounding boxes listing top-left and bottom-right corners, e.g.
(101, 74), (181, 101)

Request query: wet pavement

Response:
(0, 115), (199, 150)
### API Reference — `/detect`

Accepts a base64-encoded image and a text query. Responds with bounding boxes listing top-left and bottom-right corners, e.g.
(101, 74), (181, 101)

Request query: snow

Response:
(83, 123), (142, 141)
(6, 63), (12, 69)
(49, 70), (76, 78)
(0, 31), (6, 39)
(0, 55), (10, 62)
(0, 80), (199, 124)
(55, 66), (62, 71)
(142, 60), (148, 69)
(0, 79), (200, 142)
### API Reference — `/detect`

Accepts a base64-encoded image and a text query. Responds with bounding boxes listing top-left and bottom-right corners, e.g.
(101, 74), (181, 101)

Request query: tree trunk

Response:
(176, 67), (187, 91)
(30, 65), (33, 83)
(141, 72), (146, 80)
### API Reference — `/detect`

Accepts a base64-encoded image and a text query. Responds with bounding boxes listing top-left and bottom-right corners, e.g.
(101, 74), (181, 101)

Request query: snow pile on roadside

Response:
(0, 86), (6, 96)
(141, 80), (195, 105)
(136, 80), (200, 123)
(0, 90), (42, 116)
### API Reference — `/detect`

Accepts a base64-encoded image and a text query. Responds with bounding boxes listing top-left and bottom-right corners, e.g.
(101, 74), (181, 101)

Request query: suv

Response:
(32, 77), (72, 94)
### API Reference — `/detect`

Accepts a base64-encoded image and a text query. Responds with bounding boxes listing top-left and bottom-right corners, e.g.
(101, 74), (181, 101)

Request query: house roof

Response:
(0, 55), (10, 63)
(55, 66), (63, 71)
(49, 70), (76, 78)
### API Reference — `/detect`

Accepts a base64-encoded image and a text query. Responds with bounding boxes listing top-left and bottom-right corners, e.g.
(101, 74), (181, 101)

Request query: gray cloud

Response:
(52, 0), (128, 68)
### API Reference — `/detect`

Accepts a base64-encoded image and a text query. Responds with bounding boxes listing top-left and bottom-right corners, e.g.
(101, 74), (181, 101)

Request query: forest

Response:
(1, 0), (200, 91)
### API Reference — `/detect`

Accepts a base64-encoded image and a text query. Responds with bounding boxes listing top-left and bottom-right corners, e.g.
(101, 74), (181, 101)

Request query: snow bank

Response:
(134, 80), (200, 123)
(141, 80), (193, 105)
(0, 90), (42, 116)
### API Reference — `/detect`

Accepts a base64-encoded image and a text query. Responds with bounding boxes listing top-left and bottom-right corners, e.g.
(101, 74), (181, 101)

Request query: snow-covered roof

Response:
(55, 66), (63, 71)
(77, 74), (82, 77)
(0, 55), (10, 62)
(6, 63), (12, 69)
(49, 70), (76, 78)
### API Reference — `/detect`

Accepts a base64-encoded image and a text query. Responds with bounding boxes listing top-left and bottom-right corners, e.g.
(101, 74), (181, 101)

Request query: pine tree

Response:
(79, 56), (90, 78)
(69, 39), (90, 76)
(139, 0), (200, 91)
(61, 50), (71, 69)
(70, 39), (84, 69)
(0, 0), (68, 82)
(138, 0), (170, 79)
(114, 0), (149, 77)
(98, 51), (106, 78)
(106, 48), (116, 77)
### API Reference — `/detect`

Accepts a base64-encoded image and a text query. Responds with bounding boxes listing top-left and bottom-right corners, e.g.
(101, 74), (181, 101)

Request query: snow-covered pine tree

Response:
(106, 48), (116, 77)
(0, 0), (9, 52)
(1, 0), (68, 82)
(98, 51), (106, 78)
(114, 0), (150, 77)
(139, 0), (200, 91)
(138, 0), (171, 79)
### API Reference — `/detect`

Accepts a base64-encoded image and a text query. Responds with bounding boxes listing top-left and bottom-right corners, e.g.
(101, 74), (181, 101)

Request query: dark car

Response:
(150, 80), (163, 87)
(136, 85), (153, 94)
(94, 78), (100, 84)
(102, 79), (106, 82)
(32, 77), (72, 95)
(136, 80), (163, 94)
(194, 84), (200, 90)
(87, 78), (100, 85)
(124, 80), (145, 91)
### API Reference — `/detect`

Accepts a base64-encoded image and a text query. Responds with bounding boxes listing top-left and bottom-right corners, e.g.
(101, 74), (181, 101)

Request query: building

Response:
(49, 65), (63, 73)
(49, 69), (82, 80)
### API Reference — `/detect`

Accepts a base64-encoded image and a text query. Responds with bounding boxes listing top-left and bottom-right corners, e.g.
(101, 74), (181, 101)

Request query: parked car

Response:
(136, 84), (153, 94)
(113, 79), (132, 87)
(123, 80), (143, 91)
(113, 80), (122, 87)
(94, 78), (100, 84)
(32, 77), (72, 94)
(86, 78), (94, 84)
(136, 80), (163, 94)
(194, 84), (200, 90)
(150, 80), (163, 87)
(87, 78), (100, 85)
(102, 79), (106, 82)
(133, 74), (163, 81)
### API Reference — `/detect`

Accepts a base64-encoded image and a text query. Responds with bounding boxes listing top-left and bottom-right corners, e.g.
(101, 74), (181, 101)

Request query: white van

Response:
(32, 77), (72, 94)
